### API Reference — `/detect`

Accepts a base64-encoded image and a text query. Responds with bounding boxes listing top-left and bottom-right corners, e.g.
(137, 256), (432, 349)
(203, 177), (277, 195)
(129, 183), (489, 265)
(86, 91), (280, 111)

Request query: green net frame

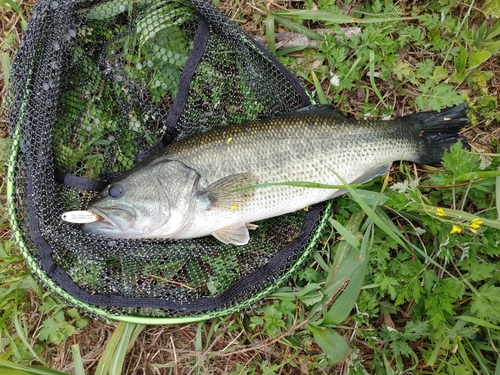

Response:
(7, 0), (331, 323)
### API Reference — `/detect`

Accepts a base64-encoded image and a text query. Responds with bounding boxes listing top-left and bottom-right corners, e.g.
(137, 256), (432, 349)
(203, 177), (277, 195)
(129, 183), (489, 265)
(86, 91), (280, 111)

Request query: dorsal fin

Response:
(288, 104), (347, 120)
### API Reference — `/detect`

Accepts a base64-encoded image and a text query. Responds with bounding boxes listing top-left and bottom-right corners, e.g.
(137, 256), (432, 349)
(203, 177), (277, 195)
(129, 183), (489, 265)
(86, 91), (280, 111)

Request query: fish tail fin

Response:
(403, 102), (470, 164)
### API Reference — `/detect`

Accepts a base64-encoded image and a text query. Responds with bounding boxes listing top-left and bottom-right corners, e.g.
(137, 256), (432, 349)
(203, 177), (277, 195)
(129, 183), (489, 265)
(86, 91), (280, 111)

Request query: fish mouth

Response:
(82, 206), (135, 236)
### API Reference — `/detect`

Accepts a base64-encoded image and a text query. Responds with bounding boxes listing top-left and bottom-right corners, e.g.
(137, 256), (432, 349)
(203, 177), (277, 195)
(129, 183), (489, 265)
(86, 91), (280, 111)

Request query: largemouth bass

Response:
(82, 104), (469, 245)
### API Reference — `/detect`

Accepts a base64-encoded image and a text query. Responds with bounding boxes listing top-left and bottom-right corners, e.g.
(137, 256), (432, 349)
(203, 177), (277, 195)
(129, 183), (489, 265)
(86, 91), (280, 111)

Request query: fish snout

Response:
(82, 206), (136, 236)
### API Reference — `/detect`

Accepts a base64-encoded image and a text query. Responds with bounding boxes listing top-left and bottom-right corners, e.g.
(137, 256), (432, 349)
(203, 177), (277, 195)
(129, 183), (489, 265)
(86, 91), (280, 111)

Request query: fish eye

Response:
(108, 184), (125, 199)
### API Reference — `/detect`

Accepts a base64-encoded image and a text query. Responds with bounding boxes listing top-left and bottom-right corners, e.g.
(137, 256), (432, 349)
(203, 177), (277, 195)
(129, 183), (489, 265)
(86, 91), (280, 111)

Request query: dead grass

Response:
(0, 1), (37, 135)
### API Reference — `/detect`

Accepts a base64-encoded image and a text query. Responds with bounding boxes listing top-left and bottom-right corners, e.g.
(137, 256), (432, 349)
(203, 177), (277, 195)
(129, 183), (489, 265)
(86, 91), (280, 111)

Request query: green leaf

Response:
(424, 278), (465, 328)
(38, 315), (75, 345)
(432, 65), (448, 83)
(297, 267), (321, 283)
(468, 51), (491, 69)
(329, 218), (360, 249)
(454, 70), (467, 83)
(497, 169), (500, 220)
(71, 344), (86, 375)
(390, 340), (413, 357)
(416, 82), (464, 111)
(266, 15), (276, 54)
(427, 317), (468, 365)
(401, 321), (430, 341)
(273, 15), (324, 40)
(259, 305), (286, 336)
(486, 18), (500, 40)
(416, 59), (434, 79)
(273, 283), (323, 305)
(249, 315), (264, 329)
(471, 285), (500, 321)
(463, 260), (495, 282)
(395, 262), (437, 305)
(95, 322), (145, 375)
(428, 28), (440, 43)
(322, 223), (370, 325)
(439, 141), (472, 175)
(308, 324), (350, 362)
(1, 0), (21, 11)
(0, 368), (31, 375)
(454, 45), (467, 74)
(0, 53), (11, 86)
(454, 315), (500, 330)
(311, 71), (328, 104)
(374, 271), (399, 299)
(0, 363), (66, 375)
(272, 9), (415, 24)
(483, 0), (500, 17)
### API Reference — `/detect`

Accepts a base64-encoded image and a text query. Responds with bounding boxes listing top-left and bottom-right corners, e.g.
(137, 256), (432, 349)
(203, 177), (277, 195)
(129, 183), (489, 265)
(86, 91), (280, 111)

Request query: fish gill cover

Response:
(6, 0), (330, 322)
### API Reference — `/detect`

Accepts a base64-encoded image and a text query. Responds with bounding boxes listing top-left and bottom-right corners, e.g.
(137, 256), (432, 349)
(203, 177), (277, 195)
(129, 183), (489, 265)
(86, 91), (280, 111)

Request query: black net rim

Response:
(7, 134), (332, 322)
(6, 0), (331, 323)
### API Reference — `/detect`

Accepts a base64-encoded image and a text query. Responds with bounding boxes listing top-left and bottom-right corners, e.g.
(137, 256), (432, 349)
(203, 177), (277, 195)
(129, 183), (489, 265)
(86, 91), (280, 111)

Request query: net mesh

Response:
(8, 0), (329, 320)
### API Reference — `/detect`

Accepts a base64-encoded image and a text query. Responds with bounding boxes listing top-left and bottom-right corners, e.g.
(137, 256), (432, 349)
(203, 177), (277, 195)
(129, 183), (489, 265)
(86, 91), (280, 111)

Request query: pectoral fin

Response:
(212, 222), (251, 245)
(198, 173), (257, 210)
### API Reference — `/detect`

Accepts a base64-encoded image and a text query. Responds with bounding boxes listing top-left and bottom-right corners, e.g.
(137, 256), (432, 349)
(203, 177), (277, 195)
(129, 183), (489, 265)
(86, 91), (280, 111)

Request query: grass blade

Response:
(322, 219), (370, 325)
(308, 324), (350, 362)
(94, 323), (124, 375)
(272, 10), (416, 24)
(95, 322), (146, 375)
(454, 315), (500, 330)
(311, 71), (328, 104)
(0, 360), (67, 375)
(273, 15), (324, 40)
(266, 15), (276, 55)
(496, 169), (500, 219)
(1, 0), (21, 12)
(369, 50), (387, 108)
(1, 53), (11, 87)
(427, 318), (468, 365)
(419, 205), (500, 230)
(71, 344), (85, 375)
(329, 218), (360, 249)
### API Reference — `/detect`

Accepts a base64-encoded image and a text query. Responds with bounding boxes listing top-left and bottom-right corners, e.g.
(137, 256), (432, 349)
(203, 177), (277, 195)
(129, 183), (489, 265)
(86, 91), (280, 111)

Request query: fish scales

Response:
(82, 104), (469, 245)
(155, 114), (418, 239)
(163, 115), (417, 183)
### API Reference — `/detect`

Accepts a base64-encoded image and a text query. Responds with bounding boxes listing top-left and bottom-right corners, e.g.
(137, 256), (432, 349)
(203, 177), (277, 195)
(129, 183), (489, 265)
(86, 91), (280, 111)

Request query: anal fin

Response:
(351, 164), (390, 185)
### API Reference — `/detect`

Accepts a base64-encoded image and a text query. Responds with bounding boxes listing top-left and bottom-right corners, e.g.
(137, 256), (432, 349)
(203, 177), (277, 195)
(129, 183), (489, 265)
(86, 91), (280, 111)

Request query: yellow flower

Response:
(468, 217), (484, 234)
(450, 225), (462, 234)
(436, 207), (446, 217)
(470, 218), (483, 229)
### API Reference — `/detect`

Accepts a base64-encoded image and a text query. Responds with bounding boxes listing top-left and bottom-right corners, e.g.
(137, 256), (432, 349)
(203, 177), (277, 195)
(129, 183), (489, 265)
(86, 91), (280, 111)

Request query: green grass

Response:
(1, 0), (500, 374)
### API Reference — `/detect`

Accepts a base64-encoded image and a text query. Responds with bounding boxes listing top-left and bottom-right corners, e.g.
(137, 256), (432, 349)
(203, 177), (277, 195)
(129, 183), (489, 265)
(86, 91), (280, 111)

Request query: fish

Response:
(82, 103), (469, 245)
